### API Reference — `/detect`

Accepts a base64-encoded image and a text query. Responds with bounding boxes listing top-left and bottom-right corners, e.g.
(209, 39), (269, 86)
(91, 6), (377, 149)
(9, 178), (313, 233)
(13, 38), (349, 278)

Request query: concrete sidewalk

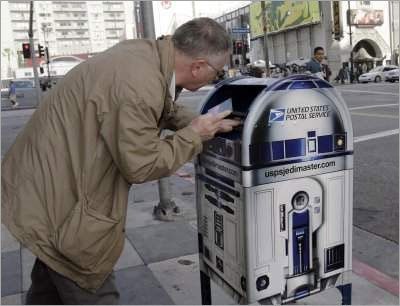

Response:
(1, 162), (398, 305)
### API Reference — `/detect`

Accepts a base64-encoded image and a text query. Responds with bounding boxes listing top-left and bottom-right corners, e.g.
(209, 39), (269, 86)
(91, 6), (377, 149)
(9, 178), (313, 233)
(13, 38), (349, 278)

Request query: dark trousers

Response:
(26, 259), (119, 305)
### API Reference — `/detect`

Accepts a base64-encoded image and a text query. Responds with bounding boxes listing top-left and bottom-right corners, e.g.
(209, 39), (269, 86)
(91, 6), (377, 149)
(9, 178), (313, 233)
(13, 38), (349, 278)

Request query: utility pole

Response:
(261, 1), (270, 76)
(29, 1), (42, 104)
(347, 1), (354, 83)
(139, 1), (179, 221)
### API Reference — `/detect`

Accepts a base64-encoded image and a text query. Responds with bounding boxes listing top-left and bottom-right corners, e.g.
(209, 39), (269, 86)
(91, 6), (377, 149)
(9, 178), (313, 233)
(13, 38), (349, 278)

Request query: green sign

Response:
(250, 1), (321, 38)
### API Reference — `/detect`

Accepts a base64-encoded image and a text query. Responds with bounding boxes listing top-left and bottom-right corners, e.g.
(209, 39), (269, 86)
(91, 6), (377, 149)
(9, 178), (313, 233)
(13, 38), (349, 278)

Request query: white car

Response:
(358, 65), (398, 83)
(384, 68), (399, 82)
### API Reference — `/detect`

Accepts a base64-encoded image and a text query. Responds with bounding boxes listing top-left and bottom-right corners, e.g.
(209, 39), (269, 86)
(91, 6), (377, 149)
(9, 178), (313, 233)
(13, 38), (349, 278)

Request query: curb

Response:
(353, 259), (399, 297)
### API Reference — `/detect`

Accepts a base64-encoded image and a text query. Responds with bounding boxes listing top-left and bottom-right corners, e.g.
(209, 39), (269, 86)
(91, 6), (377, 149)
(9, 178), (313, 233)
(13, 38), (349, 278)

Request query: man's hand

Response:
(189, 111), (241, 141)
(217, 118), (242, 133)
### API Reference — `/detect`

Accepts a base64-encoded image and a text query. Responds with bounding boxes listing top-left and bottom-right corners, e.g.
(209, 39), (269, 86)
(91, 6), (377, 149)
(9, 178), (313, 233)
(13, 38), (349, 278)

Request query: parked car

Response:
(358, 65), (398, 83)
(384, 68), (399, 82)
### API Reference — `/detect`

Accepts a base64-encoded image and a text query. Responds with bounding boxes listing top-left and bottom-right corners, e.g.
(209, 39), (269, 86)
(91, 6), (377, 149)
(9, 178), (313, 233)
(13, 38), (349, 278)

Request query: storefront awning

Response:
(353, 47), (384, 62)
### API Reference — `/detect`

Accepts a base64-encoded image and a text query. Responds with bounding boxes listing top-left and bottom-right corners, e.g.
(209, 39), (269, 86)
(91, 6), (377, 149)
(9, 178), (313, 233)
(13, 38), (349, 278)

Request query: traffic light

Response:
(22, 43), (31, 59)
(38, 44), (45, 57)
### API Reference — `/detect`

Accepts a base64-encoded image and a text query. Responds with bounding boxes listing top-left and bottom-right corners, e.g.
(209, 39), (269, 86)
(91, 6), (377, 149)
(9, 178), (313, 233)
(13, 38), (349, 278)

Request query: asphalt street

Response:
(176, 82), (400, 243)
(1, 81), (399, 244)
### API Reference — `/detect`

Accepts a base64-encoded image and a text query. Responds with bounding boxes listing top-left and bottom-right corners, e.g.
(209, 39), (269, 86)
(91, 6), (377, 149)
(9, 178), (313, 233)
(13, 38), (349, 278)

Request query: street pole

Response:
(261, 1), (270, 77)
(42, 24), (51, 87)
(388, 1), (393, 64)
(240, 15), (247, 67)
(140, 1), (156, 39)
(139, 1), (179, 221)
(347, 1), (354, 83)
(192, 1), (196, 18)
(134, 2), (143, 38)
(29, 1), (42, 104)
(45, 47), (51, 82)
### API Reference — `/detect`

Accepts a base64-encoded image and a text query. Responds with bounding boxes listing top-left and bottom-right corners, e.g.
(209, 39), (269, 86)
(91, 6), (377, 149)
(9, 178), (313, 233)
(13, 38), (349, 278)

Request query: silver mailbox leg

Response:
(200, 271), (212, 305)
(258, 294), (282, 305)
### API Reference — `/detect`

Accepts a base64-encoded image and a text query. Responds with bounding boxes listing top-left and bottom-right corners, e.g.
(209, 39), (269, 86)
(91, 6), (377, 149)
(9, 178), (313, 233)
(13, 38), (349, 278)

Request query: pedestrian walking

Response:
(1, 17), (239, 305)
(343, 66), (350, 83)
(8, 80), (18, 108)
(334, 68), (345, 84)
(305, 46), (326, 79)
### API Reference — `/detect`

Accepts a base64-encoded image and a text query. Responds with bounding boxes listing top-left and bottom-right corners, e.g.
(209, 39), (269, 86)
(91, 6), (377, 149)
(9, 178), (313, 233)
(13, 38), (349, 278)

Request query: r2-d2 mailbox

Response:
(195, 75), (353, 304)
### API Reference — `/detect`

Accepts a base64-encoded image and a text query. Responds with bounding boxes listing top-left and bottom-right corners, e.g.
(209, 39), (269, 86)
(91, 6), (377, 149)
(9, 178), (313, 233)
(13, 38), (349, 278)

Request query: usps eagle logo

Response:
(268, 109), (286, 123)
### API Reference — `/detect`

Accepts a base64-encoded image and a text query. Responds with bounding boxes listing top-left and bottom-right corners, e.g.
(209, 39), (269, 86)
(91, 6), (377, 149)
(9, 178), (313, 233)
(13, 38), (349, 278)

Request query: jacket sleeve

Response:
(162, 103), (198, 131)
(100, 96), (203, 184)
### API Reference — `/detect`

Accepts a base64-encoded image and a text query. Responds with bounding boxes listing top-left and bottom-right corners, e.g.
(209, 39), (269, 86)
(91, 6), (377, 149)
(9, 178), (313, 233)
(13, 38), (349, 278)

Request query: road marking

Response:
(339, 89), (399, 96)
(349, 103), (399, 110)
(354, 129), (399, 143)
(353, 259), (399, 297)
(336, 83), (399, 88)
(350, 112), (399, 119)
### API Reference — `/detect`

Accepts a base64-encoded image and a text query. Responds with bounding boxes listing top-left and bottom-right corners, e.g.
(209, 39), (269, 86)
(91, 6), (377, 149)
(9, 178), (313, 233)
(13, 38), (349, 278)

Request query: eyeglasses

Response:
(203, 60), (225, 79)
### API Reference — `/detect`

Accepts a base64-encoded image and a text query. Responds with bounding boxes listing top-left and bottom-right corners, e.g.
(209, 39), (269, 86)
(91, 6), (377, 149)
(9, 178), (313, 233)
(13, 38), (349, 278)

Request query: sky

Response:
(0, 1), (251, 42)
(153, 1), (251, 36)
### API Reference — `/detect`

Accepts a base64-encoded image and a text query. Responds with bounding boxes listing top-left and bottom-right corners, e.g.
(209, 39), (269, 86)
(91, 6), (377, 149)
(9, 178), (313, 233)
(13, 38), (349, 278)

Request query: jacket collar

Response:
(156, 35), (175, 100)
(312, 57), (322, 65)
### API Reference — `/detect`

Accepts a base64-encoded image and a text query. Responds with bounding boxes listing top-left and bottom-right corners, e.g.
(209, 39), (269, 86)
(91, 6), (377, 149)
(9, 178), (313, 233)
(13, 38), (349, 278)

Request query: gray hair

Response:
(172, 17), (231, 59)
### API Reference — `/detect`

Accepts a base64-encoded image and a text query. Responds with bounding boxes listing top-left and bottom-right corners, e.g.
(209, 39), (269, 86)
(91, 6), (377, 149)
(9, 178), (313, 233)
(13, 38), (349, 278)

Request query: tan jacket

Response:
(1, 37), (202, 291)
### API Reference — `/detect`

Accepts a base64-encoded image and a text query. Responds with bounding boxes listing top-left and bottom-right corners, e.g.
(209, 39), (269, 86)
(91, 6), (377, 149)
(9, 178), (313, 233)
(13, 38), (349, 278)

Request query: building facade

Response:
(215, 5), (251, 68)
(1, 0), (136, 78)
(244, 1), (398, 78)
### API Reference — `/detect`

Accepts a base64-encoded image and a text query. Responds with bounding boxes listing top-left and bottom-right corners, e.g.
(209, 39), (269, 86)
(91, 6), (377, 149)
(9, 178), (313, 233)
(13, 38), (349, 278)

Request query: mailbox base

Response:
(337, 283), (352, 305)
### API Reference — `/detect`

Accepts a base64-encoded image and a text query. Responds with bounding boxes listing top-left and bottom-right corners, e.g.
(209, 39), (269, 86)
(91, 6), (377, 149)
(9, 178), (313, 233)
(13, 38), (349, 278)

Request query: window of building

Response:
(61, 31), (69, 35)
(360, 1), (370, 5)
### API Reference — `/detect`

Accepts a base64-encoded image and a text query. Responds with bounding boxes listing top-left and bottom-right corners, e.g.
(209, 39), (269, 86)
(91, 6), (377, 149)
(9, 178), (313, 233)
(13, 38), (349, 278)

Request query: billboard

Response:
(348, 9), (384, 26)
(250, 1), (321, 38)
